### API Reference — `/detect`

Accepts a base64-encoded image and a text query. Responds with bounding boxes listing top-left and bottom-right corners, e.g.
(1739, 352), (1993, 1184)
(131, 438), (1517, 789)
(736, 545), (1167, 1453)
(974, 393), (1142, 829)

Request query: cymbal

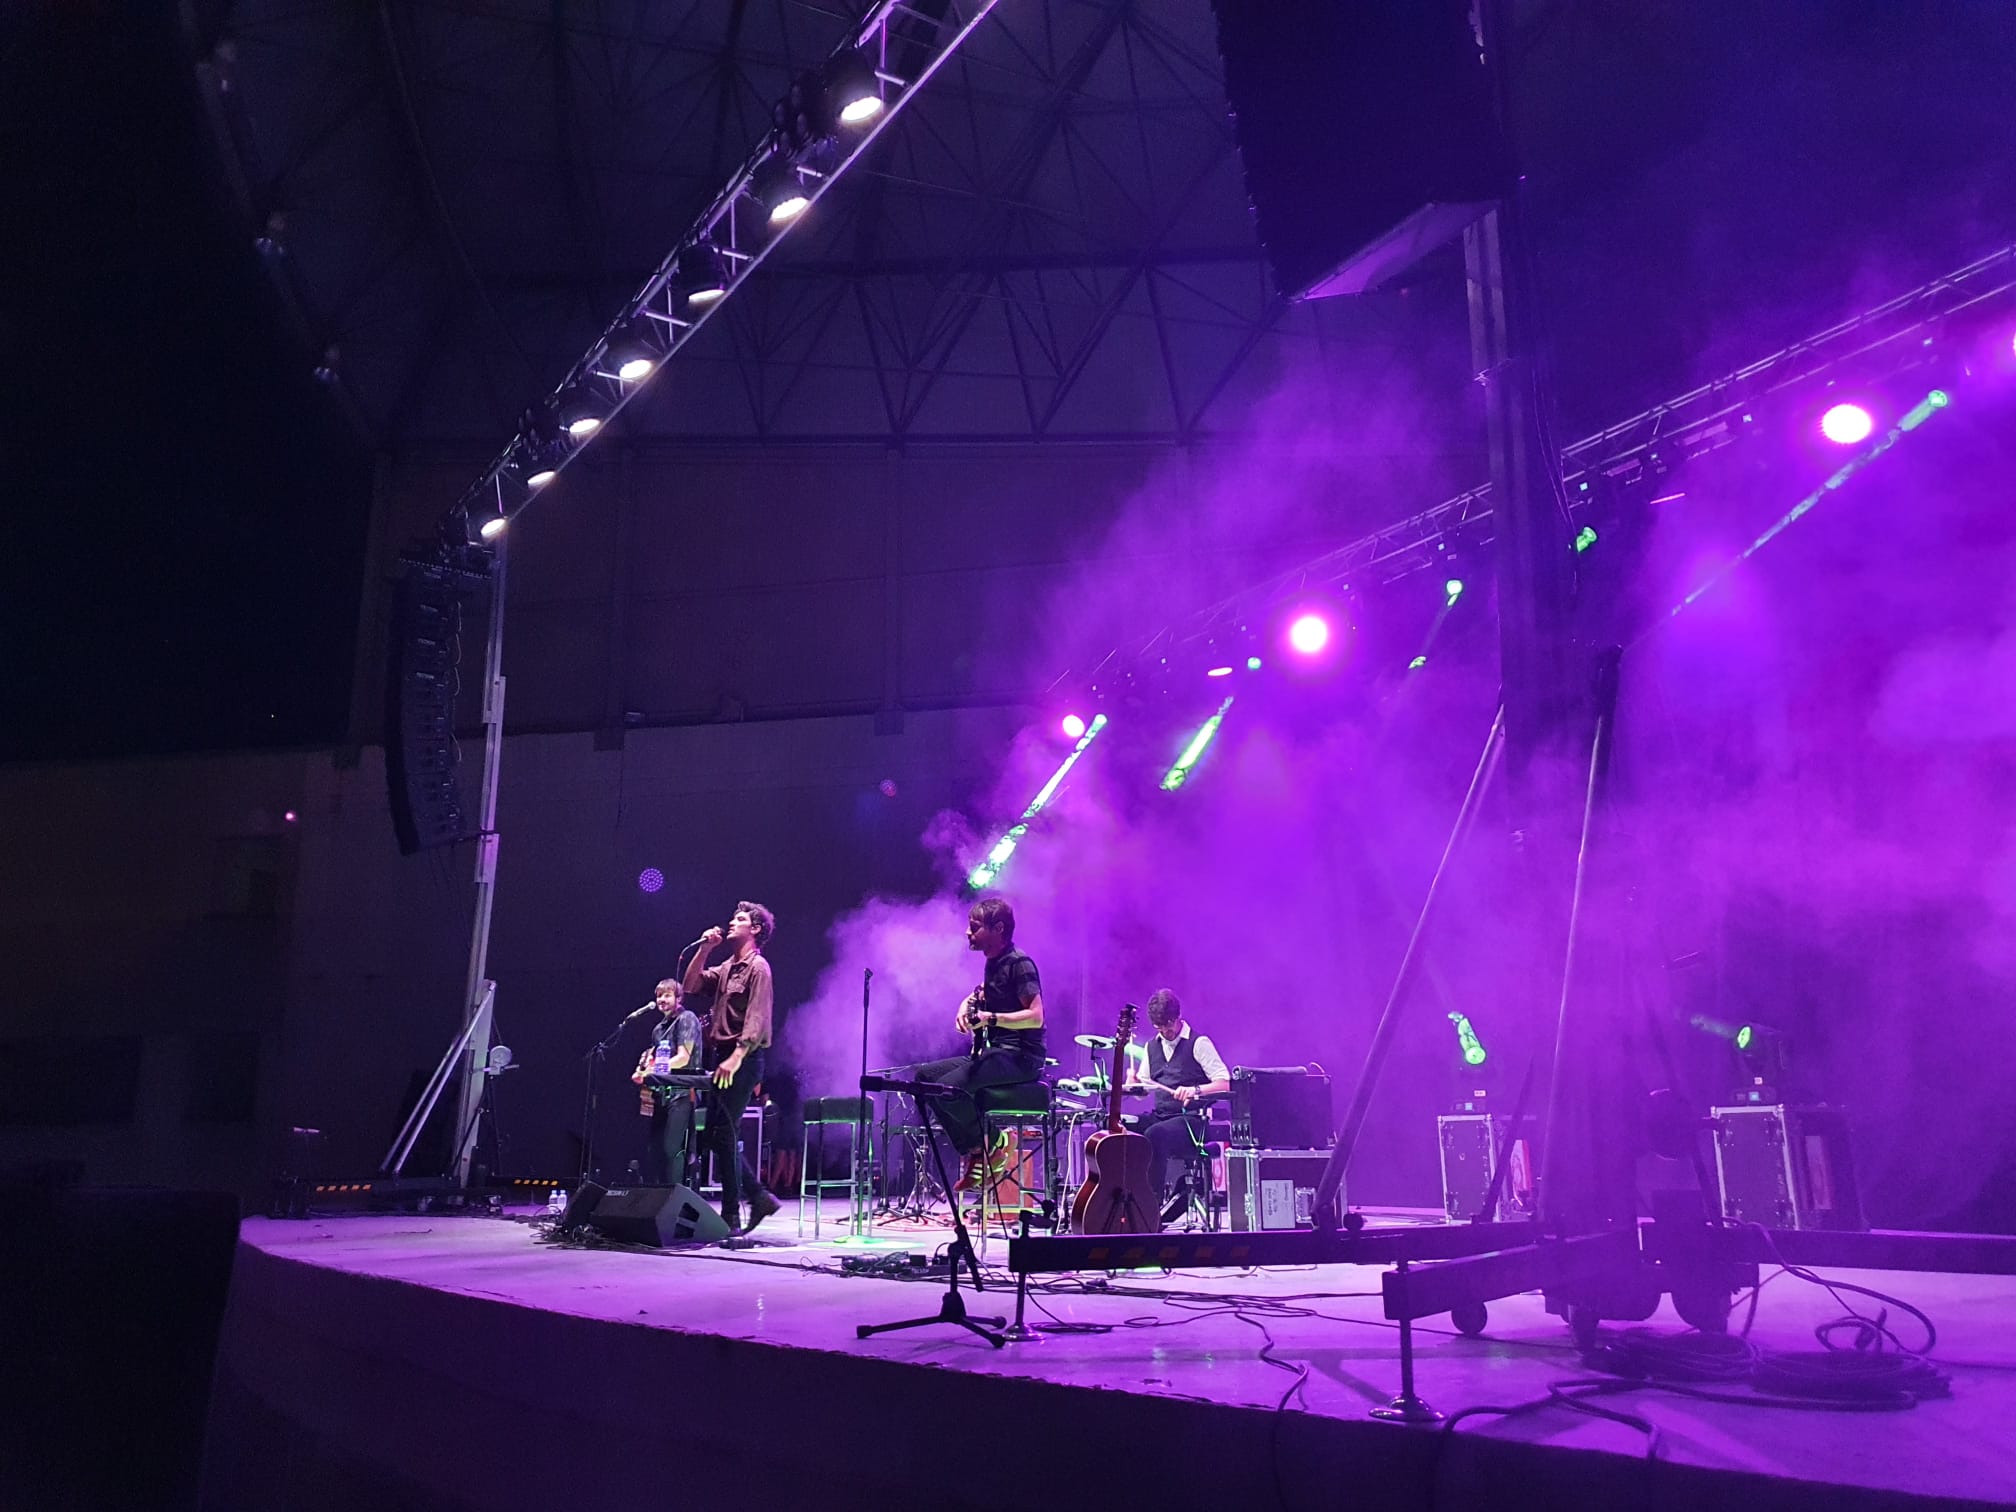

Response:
(1074, 1033), (1115, 1049)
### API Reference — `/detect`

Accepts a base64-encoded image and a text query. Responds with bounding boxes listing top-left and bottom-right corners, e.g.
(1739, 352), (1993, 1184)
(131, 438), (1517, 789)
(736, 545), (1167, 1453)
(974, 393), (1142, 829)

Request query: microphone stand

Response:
(579, 1010), (646, 1187)
(855, 968), (873, 1236)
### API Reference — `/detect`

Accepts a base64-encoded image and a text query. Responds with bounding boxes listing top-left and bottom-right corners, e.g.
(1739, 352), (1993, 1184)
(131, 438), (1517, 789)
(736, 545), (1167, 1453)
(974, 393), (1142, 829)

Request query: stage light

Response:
(1287, 613), (1330, 655)
(753, 158), (810, 226)
(1060, 713), (1087, 740)
(1819, 402), (1874, 445)
(967, 714), (1108, 891)
(827, 50), (884, 126)
(1444, 578), (1464, 606)
(602, 325), (659, 384)
(1160, 697), (1233, 792)
(1574, 526), (1598, 553)
(1735, 1024), (1753, 1051)
(1246, 656), (1262, 671)
(1206, 665), (1234, 678)
(479, 515), (508, 541)
(1409, 655), (1427, 669)
(1448, 1011), (1487, 1067)
(560, 397), (602, 440)
(637, 867), (665, 894)
(675, 242), (729, 307)
(526, 465), (557, 489)
(283, 810), (298, 824)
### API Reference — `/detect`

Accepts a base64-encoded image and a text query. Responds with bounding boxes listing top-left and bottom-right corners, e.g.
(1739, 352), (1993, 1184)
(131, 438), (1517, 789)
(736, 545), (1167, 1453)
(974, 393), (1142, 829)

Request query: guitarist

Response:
(911, 897), (1047, 1191)
(1123, 989), (1231, 1221)
(631, 978), (702, 1186)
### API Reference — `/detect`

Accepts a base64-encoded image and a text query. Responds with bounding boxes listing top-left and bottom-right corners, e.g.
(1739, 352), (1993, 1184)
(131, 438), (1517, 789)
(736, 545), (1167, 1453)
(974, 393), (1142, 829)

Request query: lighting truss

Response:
(1089, 242), (2016, 679)
(449, 0), (1006, 531)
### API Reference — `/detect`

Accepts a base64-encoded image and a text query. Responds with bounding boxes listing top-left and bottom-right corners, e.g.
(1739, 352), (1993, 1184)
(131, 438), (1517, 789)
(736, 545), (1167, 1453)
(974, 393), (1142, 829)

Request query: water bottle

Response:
(546, 1186), (567, 1217)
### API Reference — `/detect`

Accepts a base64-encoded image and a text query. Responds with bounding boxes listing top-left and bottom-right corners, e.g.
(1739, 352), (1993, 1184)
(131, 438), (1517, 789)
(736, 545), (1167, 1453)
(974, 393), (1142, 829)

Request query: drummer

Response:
(1121, 989), (1231, 1220)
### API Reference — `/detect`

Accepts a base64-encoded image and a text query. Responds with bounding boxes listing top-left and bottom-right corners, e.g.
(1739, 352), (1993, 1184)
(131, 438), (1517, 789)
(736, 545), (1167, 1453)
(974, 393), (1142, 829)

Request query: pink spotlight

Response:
(283, 810), (298, 824)
(1060, 713), (1088, 740)
(1287, 613), (1331, 656)
(1819, 402), (1874, 445)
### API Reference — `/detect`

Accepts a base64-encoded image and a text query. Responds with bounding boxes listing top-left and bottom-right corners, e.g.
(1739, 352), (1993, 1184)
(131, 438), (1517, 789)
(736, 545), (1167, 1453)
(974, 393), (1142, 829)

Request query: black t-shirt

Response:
(980, 946), (1045, 1061)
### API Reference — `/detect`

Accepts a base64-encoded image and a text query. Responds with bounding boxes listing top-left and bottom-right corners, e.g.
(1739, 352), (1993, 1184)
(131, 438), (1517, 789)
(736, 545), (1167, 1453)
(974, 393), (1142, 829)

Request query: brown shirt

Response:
(697, 952), (774, 1055)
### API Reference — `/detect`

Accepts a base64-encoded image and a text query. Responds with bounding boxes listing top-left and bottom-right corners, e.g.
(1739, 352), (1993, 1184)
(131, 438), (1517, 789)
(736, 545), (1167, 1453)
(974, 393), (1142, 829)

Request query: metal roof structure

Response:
(186, 0), (1462, 453)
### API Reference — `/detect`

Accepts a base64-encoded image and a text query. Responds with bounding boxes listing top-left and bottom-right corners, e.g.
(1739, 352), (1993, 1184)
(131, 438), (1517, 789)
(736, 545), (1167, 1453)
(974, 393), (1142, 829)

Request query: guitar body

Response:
(1071, 1128), (1155, 1235)
(1070, 1003), (1157, 1235)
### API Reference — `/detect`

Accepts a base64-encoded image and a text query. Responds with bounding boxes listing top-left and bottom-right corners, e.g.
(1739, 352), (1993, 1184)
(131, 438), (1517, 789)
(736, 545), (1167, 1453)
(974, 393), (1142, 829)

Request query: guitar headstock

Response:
(1115, 1003), (1139, 1050)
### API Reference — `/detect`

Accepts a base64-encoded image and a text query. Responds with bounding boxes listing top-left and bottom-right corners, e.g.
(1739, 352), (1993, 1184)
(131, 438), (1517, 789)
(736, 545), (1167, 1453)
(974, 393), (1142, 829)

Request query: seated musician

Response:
(631, 978), (702, 1185)
(1123, 988), (1231, 1222)
(910, 896), (1047, 1190)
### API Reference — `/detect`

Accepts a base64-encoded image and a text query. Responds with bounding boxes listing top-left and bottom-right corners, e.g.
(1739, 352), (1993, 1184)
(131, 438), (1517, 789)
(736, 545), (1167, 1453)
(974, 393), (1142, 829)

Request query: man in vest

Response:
(1123, 988), (1231, 1223)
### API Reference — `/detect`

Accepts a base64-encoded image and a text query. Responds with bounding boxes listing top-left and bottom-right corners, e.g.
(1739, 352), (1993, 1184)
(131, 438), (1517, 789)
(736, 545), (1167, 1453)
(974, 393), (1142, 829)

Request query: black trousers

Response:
(642, 1091), (694, 1186)
(703, 1050), (767, 1222)
(1140, 1106), (1207, 1206)
(912, 1049), (1045, 1155)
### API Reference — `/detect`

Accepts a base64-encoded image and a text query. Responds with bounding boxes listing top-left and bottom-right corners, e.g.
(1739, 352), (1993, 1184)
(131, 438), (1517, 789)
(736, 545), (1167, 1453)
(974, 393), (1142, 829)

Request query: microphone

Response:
(621, 1002), (657, 1024)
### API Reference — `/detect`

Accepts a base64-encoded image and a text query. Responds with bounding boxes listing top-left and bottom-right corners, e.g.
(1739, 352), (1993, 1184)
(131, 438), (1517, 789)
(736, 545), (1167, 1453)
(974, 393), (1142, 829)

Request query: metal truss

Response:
(445, 0), (1010, 529)
(182, 0), (1345, 451)
(1086, 242), (2016, 682)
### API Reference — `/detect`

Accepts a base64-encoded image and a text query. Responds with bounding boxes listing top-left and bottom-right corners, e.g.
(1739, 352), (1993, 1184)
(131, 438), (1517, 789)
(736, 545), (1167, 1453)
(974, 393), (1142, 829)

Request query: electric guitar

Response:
(1069, 1004), (1156, 1236)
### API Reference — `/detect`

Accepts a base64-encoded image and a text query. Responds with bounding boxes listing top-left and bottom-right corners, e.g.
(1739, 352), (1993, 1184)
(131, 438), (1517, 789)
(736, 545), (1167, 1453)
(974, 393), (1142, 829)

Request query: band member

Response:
(631, 978), (701, 1186)
(911, 897), (1047, 1188)
(1123, 988), (1231, 1220)
(684, 902), (782, 1238)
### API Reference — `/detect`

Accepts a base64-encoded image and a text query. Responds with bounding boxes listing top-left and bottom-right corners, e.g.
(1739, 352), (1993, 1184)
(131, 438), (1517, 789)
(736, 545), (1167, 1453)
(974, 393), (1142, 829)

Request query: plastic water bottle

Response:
(546, 1187), (567, 1217)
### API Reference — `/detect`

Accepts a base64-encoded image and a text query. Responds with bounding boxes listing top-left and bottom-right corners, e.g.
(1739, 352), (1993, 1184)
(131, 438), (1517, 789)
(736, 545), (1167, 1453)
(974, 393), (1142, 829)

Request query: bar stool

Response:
(1176, 1105), (1233, 1231)
(798, 1095), (872, 1239)
(971, 1082), (1057, 1245)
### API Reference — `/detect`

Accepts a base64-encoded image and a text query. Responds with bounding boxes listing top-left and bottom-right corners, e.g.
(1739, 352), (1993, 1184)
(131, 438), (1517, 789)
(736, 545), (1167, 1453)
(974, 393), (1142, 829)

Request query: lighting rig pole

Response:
(398, 0), (1007, 1191)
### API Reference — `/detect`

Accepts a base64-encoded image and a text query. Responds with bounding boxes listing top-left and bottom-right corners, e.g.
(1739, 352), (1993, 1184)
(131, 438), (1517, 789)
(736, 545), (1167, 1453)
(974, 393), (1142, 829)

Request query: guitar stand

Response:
(857, 1096), (1007, 1349)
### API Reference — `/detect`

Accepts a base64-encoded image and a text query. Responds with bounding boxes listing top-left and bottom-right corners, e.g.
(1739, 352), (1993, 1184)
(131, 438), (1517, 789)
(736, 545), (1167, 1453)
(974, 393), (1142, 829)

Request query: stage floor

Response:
(205, 1200), (2016, 1512)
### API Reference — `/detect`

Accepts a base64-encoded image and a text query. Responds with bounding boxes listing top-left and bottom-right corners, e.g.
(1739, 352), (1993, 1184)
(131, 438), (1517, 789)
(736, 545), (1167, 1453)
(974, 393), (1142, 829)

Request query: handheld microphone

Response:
(622, 1001), (657, 1023)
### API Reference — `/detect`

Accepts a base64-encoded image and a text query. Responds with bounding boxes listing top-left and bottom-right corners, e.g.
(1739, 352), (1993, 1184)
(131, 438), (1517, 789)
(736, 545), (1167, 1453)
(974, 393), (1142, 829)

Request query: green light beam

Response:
(1448, 1011), (1488, 1067)
(964, 713), (1109, 892)
(1657, 389), (1952, 631)
(1159, 697), (1234, 792)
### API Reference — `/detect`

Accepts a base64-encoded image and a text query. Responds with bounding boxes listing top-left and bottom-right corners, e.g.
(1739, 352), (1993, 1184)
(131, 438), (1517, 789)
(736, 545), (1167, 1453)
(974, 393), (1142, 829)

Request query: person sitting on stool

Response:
(632, 977), (701, 1185)
(1123, 988), (1230, 1224)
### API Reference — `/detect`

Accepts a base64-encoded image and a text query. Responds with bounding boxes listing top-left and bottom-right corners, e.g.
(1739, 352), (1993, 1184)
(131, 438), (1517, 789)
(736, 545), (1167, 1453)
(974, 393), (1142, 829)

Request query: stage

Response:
(200, 1202), (2016, 1512)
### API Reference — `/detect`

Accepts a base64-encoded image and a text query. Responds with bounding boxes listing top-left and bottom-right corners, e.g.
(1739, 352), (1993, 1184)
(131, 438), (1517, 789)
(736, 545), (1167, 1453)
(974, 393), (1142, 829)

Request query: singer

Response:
(683, 902), (781, 1239)
(631, 979), (701, 1185)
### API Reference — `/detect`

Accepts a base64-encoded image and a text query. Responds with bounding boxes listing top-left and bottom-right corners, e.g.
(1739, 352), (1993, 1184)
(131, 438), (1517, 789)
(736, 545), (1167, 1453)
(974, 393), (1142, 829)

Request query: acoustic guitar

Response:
(1069, 1003), (1156, 1236)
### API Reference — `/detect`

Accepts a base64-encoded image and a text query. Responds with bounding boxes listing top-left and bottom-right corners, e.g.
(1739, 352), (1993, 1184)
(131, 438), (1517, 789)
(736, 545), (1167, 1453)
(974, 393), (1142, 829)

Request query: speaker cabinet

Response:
(1210, 0), (1506, 297)
(568, 1182), (731, 1246)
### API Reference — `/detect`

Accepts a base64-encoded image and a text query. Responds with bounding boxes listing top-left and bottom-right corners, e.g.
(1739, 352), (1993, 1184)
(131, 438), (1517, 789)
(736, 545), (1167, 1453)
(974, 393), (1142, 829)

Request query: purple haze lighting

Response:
(1287, 613), (1331, 656)
(1819, 402), (1875, 445)
(1060, 713), (1088, 740)
(637, 867), (664, 894)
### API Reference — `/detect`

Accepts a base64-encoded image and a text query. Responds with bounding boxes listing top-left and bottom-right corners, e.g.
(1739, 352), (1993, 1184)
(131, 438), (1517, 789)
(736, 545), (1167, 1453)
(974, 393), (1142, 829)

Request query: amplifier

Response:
(1710, 1104), (1864, 1231)
(1230, 1067), (1334, 1150)
(1226, 1149), (1339, 1232)
(1436, 1113), (1536, 1223)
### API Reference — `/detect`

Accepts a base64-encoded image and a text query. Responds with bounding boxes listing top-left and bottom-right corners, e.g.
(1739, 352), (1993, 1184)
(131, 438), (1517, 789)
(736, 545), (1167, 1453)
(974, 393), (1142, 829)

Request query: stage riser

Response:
(202, 1236), (2009, 1512)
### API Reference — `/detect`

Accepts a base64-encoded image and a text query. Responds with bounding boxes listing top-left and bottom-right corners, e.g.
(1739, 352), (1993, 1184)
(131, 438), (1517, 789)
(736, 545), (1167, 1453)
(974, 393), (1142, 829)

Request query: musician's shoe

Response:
(953, 1131), (1013, 1191)
(740, 1188), (782, 1235)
